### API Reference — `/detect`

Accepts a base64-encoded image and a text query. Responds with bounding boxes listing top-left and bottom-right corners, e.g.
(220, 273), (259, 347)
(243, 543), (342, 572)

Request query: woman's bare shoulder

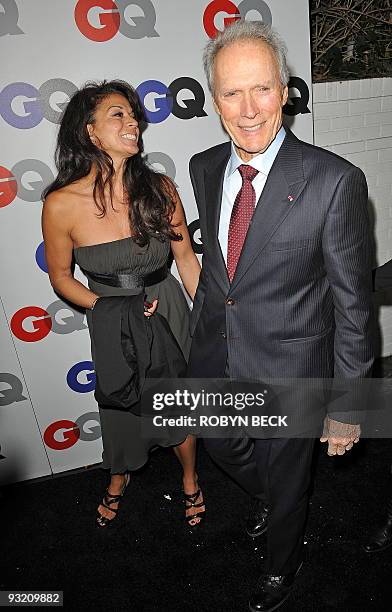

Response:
(43, 181), (91, 216)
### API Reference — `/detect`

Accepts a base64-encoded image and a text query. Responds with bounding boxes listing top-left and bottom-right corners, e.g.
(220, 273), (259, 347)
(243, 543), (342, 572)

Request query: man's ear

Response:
(212, 98), (221, 116)
(87, 124), (94, 137)
(282, 85), (289, 107)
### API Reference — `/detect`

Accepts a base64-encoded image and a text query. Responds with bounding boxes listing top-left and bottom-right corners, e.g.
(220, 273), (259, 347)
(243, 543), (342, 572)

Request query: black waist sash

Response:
(82, 264), (168, 289)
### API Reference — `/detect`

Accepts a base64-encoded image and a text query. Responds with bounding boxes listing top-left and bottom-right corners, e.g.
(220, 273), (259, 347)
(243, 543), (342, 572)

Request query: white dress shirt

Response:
(219, 126), (286, 263)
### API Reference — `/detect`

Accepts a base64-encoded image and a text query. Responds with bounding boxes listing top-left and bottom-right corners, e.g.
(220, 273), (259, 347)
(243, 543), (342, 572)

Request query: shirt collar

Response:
(227, 125), (286, 178)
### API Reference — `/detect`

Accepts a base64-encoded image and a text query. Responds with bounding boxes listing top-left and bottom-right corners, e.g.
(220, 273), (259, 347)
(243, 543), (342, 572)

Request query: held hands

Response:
(144, 298), (158, 317)
(320, 416), (360, 456)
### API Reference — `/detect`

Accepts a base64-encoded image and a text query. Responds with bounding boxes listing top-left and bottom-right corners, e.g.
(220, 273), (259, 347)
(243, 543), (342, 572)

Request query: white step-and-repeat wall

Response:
(0, 0), (313, 484)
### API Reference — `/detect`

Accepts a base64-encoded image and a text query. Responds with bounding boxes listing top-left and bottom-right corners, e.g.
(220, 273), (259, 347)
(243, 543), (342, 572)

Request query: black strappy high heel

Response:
(96, 473), (130, 527)
(183, 487), (206, 527)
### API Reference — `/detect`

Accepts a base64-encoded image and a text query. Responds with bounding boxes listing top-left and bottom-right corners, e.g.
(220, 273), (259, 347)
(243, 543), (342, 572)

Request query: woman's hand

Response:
(144, 298), (158, 317)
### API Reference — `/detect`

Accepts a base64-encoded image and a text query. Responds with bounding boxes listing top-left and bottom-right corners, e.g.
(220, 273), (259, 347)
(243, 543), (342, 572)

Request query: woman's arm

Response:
(42, 192), (99, 309)
(167, 182), (201, 300)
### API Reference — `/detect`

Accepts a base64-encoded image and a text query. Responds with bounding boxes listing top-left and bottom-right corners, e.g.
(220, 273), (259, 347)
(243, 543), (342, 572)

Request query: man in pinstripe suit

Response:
(187, 21), (374, 612)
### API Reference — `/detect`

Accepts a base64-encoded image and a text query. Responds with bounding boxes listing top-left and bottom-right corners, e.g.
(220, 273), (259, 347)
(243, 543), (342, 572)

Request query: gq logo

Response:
(0, 77), (206, 127)
(146, 152), (176, 180)
(188, 219), (203, 255)
(10, 300), (87, 342)
(0, 373), (27, 406)
(0, 79), (77, 128)
(136, 78), (207, 123)
(75, 0), (158, 42)
(0, 0), (24, 36)
(66, 361), (96, 393)
(0, 160), (54, 206)
(10, 307), (52, 342)
(35, 241), (48, 273)
(203, 0), (272, 38)
(44, 411), (101, 450)
(284, 77), (310, 116)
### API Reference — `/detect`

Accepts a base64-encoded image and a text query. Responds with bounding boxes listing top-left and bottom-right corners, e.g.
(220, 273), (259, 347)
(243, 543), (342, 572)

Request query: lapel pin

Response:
(287, 195), (294, 202)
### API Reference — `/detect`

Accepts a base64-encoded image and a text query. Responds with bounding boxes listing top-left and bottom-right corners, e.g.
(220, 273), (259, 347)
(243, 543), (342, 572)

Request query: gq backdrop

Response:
(0, 0), (313, 484)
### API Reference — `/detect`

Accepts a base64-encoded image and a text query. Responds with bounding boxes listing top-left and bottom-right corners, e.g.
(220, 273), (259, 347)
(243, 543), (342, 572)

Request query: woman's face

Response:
(87, 93), (139, 162)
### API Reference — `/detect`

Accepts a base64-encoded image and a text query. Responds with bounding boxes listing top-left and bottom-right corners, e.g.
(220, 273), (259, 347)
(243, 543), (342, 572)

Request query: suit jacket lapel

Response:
(230, 130), (307, 292)
(204, 146), (231, 292)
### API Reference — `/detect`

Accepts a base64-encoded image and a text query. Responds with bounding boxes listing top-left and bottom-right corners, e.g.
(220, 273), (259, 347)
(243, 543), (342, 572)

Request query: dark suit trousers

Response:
(203, 435), (315, 574)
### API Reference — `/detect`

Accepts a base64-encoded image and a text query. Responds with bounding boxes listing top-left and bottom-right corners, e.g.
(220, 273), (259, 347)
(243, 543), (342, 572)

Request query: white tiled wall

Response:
(313, 78), (392, 356)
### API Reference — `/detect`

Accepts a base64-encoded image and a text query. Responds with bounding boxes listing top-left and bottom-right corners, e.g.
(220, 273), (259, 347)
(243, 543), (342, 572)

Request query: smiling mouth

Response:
(121, 133), (137, 140)
(240, 123), (265, 132)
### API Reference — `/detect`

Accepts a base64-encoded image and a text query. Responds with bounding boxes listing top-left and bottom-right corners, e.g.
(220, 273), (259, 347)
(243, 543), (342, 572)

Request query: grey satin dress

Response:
(73, 236), (191, 473)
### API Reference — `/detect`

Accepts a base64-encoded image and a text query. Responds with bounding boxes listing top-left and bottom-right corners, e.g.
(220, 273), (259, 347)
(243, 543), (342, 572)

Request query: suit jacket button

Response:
(226, 298), (235, 305)
(220, 331), (227, 338)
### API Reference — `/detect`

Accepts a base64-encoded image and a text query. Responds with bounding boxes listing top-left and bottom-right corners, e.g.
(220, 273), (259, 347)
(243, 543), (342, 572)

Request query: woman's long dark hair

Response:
(42, 80), (180, 245)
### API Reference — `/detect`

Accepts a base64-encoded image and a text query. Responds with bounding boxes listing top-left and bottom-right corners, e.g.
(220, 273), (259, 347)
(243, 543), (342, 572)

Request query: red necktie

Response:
(227, 164), (259, 282)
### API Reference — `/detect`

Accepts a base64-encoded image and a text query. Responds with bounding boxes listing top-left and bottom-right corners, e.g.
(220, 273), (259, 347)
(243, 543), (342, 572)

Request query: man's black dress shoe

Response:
(246, 499), (269, 538)
(363, 508), (392, 553)
(248, 564), (302, 612)
(363, 497), (392, 553)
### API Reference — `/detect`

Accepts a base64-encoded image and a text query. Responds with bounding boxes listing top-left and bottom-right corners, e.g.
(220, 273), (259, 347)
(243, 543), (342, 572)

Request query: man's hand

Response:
(320, 416), (360, 456)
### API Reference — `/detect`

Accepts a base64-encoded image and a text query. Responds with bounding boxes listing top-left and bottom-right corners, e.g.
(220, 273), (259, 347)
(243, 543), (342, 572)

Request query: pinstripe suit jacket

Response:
(187, 129), (374, 384)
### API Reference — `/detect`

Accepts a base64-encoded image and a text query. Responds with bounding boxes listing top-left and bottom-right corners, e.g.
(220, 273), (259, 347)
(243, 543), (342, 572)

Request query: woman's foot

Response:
(96, 473), (130, 527)
(183, 476), (205, 527)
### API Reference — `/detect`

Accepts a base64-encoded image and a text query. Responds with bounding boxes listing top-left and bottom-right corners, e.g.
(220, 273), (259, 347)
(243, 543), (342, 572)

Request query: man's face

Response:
(213, 40), (288, 162)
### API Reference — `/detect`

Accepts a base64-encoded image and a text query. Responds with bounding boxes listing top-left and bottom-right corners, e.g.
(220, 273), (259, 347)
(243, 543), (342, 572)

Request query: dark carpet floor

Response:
(1, 436), (392, 612)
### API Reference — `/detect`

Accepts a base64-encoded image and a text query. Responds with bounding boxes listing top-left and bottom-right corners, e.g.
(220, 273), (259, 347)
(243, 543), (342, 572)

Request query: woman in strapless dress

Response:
(41, 80), (205, 528)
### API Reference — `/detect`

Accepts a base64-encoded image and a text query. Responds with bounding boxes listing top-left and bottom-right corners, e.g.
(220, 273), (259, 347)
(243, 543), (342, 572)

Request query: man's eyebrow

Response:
(221, 80), (274, 92)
